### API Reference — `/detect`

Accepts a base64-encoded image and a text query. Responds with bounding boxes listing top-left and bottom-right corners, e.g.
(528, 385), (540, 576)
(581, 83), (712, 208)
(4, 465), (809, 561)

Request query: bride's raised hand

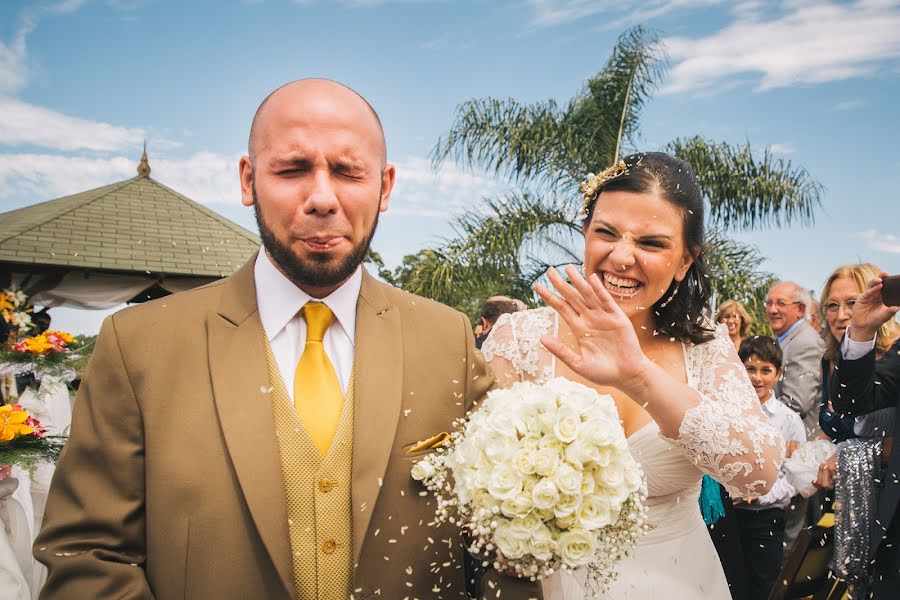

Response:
(536, 265), (649, 389)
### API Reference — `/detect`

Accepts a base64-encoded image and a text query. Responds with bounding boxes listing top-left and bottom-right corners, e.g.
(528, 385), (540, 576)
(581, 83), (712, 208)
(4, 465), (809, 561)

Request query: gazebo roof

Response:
(0, 151), (260, 278)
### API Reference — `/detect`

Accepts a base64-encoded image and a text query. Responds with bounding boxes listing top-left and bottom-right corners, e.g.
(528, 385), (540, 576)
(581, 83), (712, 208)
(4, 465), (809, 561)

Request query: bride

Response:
(482, 152), (784, 599)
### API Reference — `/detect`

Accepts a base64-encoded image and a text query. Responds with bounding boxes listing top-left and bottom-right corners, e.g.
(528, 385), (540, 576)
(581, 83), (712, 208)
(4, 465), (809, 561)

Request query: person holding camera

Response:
(830, 272), (900, 596)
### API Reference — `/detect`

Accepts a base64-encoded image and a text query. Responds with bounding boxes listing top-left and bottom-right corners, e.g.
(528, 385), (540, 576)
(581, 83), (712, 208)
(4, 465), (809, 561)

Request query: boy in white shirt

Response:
(735, 336), (805, 600)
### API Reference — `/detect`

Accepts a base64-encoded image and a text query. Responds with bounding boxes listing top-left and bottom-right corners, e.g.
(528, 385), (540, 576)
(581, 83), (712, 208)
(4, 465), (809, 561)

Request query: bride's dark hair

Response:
(582, 152), (714, 345)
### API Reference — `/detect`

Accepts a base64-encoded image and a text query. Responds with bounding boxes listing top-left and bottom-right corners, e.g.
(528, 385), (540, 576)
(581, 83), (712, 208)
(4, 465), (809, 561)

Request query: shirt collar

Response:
(254, 248), (361, 345)
(761, 392), (780, 416)
(776, 319), (805, 345)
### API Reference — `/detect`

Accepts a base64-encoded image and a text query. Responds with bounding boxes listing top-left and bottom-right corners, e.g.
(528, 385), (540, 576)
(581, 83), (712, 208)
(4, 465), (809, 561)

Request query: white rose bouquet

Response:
(412, 377), (647, 589)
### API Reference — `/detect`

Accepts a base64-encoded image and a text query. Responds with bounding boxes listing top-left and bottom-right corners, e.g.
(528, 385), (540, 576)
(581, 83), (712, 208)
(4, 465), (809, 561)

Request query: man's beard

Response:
(253, 180), (379, 292)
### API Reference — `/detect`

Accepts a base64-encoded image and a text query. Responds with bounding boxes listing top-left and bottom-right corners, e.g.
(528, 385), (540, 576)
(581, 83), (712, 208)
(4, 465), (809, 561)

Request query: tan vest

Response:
(265, 345), (354, 599)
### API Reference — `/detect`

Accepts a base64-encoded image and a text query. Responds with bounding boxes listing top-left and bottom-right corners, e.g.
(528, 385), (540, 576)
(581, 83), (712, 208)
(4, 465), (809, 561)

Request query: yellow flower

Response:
(46, 330), (76, 344)
(0, 293), (12, 312)
(0, 405), (34, 443)
(24, 335), (54, 355)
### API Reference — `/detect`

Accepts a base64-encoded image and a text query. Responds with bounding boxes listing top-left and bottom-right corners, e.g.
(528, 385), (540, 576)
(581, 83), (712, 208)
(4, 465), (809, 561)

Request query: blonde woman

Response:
(716, 299), (753, 351)
(817, 263), (899, 484)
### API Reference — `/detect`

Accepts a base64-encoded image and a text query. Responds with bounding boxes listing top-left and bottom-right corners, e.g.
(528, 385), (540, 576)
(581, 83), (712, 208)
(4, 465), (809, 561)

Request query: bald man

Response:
(35, 80), (542, 600)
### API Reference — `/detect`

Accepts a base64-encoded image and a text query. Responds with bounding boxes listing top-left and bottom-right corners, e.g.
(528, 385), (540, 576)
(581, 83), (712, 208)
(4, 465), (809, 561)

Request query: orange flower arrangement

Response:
(0, 403), (60, 472)
(11, 330), (77, 356)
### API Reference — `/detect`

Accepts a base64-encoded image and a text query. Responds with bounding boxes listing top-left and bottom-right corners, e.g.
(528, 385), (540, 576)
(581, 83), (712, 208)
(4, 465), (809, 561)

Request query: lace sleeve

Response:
(481, 308), (556, 386)
(668, 324), (785, 498)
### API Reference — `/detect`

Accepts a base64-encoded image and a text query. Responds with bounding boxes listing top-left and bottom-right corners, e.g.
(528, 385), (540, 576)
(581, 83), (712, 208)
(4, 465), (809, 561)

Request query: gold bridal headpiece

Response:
(578, 160), (629, 219)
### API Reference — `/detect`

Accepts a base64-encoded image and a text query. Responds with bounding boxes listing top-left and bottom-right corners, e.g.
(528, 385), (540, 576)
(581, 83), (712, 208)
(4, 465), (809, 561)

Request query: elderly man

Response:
(35, 80), (541, 599)
(766, 281), (825, 439)
(765, 281), (825, 561)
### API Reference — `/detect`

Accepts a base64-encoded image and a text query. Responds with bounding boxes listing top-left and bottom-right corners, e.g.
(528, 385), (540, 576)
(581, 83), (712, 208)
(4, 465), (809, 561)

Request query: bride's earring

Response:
(658, 280), (682, 308)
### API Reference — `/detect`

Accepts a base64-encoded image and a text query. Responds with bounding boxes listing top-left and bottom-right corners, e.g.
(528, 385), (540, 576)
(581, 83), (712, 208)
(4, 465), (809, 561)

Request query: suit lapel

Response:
(351, 271), (403, 564)
(207, 257), (295, 597)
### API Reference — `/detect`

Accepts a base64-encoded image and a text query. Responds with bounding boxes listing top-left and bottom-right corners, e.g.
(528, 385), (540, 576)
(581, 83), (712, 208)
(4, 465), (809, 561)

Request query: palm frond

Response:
(669, 136), (823, 231)
(404, 193), (580, 313)
(565, 26), (667, 170)
(430, 98), (573, 189)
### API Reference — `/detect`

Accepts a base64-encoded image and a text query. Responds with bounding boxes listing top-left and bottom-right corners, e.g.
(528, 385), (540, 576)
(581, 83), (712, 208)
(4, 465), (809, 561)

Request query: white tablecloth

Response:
(0, 381), (70, 599)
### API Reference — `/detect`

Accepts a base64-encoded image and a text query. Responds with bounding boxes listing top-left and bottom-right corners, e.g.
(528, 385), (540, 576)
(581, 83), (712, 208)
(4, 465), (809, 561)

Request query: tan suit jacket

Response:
(35, 257), (542, 599)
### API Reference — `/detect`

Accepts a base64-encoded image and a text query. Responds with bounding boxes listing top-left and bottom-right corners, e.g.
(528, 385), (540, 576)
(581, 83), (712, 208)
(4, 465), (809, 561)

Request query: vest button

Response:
(318, 479), (334, 493)
(321, 539), (336, 554)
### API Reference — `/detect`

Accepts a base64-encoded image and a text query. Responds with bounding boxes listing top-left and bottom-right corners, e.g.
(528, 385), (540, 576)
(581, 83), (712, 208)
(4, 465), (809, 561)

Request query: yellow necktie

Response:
(294, 302), (343, 456)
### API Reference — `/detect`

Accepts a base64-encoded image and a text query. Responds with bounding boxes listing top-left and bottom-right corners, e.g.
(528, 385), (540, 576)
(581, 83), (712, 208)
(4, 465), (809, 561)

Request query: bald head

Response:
(247, 79), (387, 167)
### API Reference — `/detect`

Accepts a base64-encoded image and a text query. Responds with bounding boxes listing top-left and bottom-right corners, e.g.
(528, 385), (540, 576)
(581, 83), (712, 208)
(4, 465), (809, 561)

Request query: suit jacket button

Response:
(318, 479), (334, 493)
(321, 539), (336, 554)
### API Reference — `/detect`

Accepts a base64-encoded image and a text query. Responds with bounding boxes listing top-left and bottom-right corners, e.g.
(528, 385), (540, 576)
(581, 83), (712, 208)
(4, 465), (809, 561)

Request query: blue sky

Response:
(1, 0), (899, 333)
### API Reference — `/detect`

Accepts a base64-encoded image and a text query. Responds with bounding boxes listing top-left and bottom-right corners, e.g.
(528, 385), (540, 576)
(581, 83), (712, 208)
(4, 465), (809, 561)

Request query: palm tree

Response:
(407, 26), (821, 325)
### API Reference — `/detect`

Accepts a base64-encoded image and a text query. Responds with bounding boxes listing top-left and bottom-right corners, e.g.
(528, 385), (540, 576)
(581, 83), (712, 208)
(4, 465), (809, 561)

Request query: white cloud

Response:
(858, 229), (900, 254)
(832, 99), (866, 112)
(768, 143), (795, 154)
(662, 1), (900, 95)
(523, 0), (720, 27)
(0, 151), (242, 206)
(0, 97), (148, 152)
(0, 30), (29, 95)
(0, 1), (86, 94)
(388, 155), (511, 217)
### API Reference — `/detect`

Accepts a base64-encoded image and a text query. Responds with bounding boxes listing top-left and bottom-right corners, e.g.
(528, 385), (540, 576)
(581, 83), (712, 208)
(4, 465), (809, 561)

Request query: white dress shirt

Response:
(254, 249), (360, 401)
(740, 393), (805, 510)
(841, 328), (877, 360)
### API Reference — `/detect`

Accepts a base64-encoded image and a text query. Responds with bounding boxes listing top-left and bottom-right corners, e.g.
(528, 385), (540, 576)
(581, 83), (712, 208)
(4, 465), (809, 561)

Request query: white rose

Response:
(513, 447), (538, 475)
(488, 411), (519, 438)
(553, 405), (580, 443)
(580, 471), (595, 496)
(597, 460), (624, 490)
(564, 441), (588, 470)
(494, 521), (527, 560)
(577, 495), (612, 530)
(555, 512), (578, 530)
(453, 437), (484, 467)
(534, 447), (561, 477)
(592, 446), (612, 468)
(558, 528), (597, 567)
(501, 493), (534, 519)
(410, 459), (435, 481)
(553, 493), (583, 518)
(554, 463), (583, 496)
(520, 413), (541, 435)
(582, 418), (615, 447)
(534, 507), (555, 521)
(514, 513), (544, 532)
(528, 524), (557, 562)
(531, 478), (561, 510)
(488, 464), (524, 501)
(483, 433), (516, 463)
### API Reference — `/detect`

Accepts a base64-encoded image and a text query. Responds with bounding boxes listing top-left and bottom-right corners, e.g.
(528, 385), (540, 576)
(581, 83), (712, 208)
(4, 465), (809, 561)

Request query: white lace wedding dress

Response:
(481, 308), (785, 599)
